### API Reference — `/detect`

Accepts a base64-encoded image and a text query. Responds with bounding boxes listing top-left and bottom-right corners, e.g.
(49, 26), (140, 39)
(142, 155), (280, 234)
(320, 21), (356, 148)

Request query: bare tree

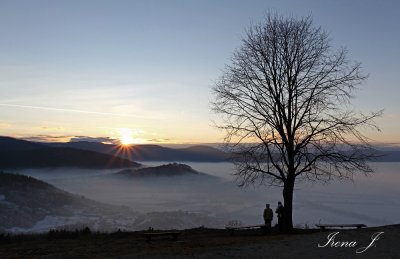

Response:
(212, 14), (381, 232)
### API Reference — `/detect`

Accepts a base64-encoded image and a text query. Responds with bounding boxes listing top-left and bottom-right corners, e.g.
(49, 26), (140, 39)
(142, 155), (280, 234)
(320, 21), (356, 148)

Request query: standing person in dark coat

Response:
(263, 203), (273, 234)
(276, 201), (284, 232)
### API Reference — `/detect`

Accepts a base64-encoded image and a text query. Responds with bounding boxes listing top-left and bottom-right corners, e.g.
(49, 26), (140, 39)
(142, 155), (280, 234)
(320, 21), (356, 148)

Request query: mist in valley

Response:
(4, 161), (398, 233)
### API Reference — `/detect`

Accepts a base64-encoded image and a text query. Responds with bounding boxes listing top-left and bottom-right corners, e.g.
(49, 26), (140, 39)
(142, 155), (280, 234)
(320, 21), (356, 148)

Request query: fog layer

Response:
(15, 162), (400, 230)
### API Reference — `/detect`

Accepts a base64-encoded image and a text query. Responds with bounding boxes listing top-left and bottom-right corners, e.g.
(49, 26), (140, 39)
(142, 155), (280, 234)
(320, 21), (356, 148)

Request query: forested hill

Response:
(0, 172), (137, 231)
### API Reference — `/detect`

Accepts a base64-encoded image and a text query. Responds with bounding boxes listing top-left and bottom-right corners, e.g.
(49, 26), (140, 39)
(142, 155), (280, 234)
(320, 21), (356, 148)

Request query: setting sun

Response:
(118, 128), (135, 145)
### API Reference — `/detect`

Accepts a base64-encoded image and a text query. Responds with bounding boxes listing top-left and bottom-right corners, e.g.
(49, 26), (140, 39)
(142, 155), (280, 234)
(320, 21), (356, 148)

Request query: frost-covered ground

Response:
(10, 162), (400, 232)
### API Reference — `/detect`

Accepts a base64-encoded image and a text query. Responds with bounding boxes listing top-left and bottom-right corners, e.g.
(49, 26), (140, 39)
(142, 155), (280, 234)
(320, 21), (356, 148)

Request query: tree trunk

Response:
(282, 178), (295, 232)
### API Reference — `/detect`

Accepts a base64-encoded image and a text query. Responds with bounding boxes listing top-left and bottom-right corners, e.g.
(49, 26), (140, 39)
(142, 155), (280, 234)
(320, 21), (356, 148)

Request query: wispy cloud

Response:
(0, 103), (159, 119)
(40, 126), (65, 131)
(146, 138), (172, 143)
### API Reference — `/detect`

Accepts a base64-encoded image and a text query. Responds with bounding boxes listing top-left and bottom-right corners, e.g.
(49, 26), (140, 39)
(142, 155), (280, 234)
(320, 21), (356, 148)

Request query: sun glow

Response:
(118, 128), (135, 146)
(117, 128), (147, 145)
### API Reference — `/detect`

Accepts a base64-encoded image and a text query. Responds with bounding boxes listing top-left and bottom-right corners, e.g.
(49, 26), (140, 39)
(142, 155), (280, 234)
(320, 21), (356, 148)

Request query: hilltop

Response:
(117, 163), (203, 177)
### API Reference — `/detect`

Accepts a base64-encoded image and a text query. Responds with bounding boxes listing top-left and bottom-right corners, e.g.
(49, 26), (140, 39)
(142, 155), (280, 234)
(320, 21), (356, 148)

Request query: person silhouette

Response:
(276, 201), (284, 231)
(263, 203), (273, 233)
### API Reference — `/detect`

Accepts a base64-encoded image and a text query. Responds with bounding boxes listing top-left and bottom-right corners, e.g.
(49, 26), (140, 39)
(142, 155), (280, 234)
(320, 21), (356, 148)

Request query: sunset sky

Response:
(1, 0), (399, 145)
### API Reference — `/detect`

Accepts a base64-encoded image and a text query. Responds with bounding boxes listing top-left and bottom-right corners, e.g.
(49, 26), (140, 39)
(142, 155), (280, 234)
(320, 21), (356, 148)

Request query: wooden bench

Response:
(226, 224), (267, 235)
(315, 224), (367, 231)
(143, 231), (182, 242)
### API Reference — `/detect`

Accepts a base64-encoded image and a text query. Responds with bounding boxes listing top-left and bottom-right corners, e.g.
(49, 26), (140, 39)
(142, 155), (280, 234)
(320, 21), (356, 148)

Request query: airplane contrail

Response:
(0, 103), (160, 119)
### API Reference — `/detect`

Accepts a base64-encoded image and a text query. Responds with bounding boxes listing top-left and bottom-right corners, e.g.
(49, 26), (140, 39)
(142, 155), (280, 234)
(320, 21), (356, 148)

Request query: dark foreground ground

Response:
(0, 225), (399, 258)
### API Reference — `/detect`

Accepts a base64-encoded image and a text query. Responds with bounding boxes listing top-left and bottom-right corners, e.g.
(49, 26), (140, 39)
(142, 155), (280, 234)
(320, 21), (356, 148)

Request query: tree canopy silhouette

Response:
(212, 14), (381, 232)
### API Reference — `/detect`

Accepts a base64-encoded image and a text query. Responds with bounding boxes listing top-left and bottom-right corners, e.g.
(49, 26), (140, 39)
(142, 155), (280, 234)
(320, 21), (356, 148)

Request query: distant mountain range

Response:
(1, 136), (400, 170)
(36, 139), (400, 162)
(44, 141), (231, 162)
(374, 150), (400, 162)
(0, 137), (140, 169)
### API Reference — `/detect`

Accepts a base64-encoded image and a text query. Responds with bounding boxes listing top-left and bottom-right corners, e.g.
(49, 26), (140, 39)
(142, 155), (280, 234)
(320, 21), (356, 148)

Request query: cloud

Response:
(22, 135), (72, 143)
(22, 135), (118, 144)
(40, 126), (65, 131)
(70, 136), (118, 144)
(0, 103), (164, 120)
(146, 138), (171, 143)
